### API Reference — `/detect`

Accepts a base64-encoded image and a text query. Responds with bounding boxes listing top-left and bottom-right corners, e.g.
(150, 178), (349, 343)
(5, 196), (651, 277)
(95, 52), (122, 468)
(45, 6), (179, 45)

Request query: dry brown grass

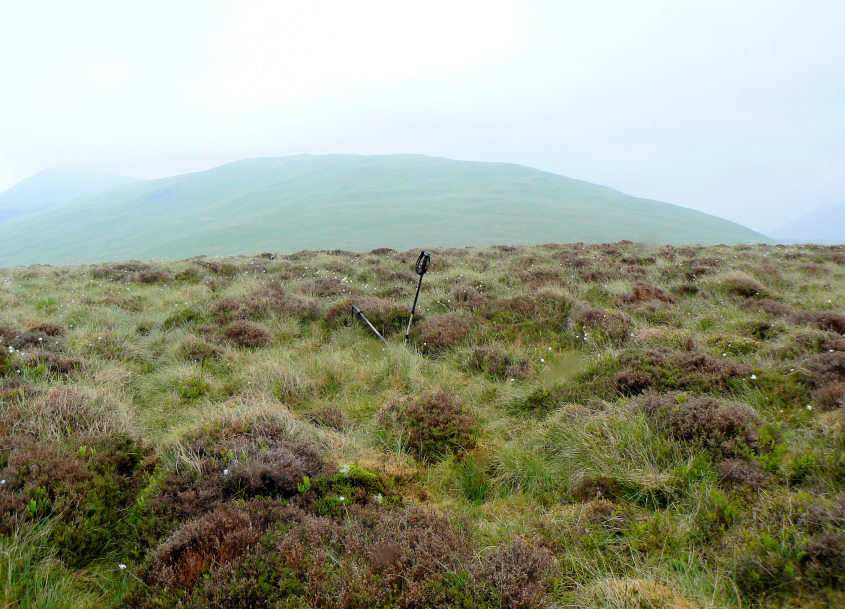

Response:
(0, 385), (138, 442)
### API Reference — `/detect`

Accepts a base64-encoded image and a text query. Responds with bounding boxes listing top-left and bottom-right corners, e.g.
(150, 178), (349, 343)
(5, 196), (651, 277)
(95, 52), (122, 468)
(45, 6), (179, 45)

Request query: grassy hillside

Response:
(1, 241), (843, 608)
(0, 168), (136, 222)
(0, 155), (770, 266)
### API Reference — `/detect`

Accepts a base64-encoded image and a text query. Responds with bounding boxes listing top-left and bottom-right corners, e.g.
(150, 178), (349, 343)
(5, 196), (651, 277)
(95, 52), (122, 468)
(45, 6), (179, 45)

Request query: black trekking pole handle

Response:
(405, 251), (431, 342)
(352, 304), (388, 346)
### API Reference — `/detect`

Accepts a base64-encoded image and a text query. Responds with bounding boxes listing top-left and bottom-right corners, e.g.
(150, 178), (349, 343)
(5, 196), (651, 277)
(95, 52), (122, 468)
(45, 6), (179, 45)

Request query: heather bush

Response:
(614, 348), (748, 395)
(638, 392), (761, 457)
(812, 382), (845, 410)
(381, 390), (477, 461)
(415, 314), (470, 353)
(180, 336), (222, 362)
(138, 268), (171, 283)
(145, 502), (281, 589)
(253, 281), (322, 320)
(10, 330), (64, 351)
(27, 321), (66, 336)
(297, 277), (359, 297)
(803, 310), (845, 334)
(473, 536), (555, 609)
(449, 285), (487, 309)
(573, 303), (632, 342)
(213, 297), (258, 324)
(223, 320), (271, 348)
(801, 351), (845, 386)
(25, 350), (82, 374)
(718, 458), (770, 490)
(626, 281), (676, 304)
(468, 345), (530, 380)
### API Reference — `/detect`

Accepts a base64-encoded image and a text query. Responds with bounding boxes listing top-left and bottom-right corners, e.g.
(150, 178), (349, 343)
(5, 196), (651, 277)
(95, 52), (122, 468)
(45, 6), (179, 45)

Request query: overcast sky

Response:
(1, 0), (843, 234)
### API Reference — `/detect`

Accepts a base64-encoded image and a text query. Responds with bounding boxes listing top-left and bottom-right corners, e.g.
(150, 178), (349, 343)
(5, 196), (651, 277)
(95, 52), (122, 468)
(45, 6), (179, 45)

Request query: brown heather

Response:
(573, 303), (632, 342)
(222, 320), (271, 348)
(639, 392), (760, 457)
(415, 314), (470, 353)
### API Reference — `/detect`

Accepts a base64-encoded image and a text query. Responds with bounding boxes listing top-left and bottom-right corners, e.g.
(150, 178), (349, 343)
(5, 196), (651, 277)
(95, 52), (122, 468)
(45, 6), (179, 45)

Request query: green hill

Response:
(0, 155), (770, 266)
(0, 168), (136, 222)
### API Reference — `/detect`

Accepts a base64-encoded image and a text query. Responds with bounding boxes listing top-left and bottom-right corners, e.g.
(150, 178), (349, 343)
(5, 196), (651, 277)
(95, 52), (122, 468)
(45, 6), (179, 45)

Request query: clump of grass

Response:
(715, 271), (767, 298)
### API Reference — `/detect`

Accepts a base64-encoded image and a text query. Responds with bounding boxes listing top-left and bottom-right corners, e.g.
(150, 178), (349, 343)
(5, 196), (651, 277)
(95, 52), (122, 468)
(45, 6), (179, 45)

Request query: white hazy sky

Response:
(1, 0), (843, 234)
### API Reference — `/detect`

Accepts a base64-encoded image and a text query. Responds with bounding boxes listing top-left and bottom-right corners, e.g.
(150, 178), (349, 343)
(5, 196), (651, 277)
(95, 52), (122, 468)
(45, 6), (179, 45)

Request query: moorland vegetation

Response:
(0, 241), (843, 608)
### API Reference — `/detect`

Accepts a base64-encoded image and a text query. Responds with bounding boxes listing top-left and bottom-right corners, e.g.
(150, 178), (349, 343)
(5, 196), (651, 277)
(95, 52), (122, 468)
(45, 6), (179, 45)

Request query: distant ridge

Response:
(0, 155), (771, 266)
(772, 201), (845, 245)
(0, 168), (137, 222)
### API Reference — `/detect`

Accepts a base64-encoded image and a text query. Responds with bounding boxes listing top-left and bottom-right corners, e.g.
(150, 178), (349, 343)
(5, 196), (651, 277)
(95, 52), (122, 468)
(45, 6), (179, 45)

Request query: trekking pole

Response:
(404, 250), (431, 342)
(351, 304), (388, 346)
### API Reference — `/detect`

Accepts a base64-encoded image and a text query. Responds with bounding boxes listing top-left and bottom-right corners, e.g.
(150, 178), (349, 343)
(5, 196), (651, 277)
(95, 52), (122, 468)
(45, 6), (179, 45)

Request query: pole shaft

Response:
(405, 274), (424, 340)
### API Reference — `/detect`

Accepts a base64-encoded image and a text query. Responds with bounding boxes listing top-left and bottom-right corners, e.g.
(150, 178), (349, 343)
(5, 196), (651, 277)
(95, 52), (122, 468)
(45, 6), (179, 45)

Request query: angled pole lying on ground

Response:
(404, 250), (431, 342)
(351, 304), (388, 346)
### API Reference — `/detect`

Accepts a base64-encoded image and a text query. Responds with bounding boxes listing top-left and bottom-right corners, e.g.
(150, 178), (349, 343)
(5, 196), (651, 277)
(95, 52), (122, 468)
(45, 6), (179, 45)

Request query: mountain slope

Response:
(0, 168), (137, 222)
(771, 201), (845, 244)
(0, 155), (770, 266)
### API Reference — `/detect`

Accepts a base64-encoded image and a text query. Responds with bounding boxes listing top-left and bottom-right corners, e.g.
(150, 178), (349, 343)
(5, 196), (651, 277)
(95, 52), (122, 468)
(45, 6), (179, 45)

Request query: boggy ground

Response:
(0, 241), (844, 608)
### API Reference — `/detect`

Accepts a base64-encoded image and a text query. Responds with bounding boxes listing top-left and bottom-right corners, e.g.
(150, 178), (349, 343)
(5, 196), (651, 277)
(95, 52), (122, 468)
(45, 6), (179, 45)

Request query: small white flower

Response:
(750, 374), (756, 380)
(722, 353), (727, 357)
(37, 337), (42, 341)
(0, 479), (5, 485)
(339, 464), (351, 475)
(806, 404), (813, 411)
(338, 495), (345, 502)
(540, 358), (545, 363)
(223, 469), (229, 475)
(375, 493), (383, 504)
(118, 563), (126, 570)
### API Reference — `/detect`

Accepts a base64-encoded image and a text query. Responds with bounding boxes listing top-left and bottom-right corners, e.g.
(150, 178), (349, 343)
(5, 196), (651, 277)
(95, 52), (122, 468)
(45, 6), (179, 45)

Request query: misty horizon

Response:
(2, 1), (843, 237)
